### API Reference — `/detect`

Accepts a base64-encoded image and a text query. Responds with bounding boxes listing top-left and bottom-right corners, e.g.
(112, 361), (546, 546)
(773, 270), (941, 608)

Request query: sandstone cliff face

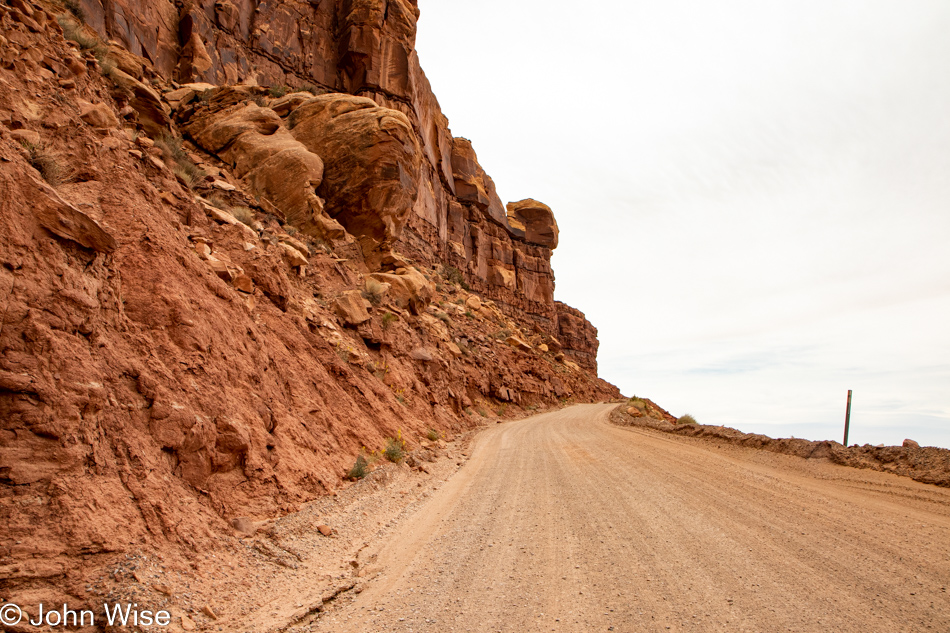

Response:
(0, 0), (615, 608)
(555, 301), (601, 372)
(76, 0), (584, 336)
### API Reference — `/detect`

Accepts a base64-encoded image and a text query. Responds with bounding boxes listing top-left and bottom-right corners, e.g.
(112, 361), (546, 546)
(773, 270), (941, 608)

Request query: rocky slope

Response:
(612, 406), (950, 488)
(0, 0), (620, 612)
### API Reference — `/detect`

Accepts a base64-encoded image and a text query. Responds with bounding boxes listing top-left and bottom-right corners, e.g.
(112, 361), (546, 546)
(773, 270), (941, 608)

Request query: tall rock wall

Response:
(0, 0), (621, 608)
(79, 0), (583, 335)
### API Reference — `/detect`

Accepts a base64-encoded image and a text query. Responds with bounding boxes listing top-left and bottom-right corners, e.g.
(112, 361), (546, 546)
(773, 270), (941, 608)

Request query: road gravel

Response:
(314, 403), (950, 632)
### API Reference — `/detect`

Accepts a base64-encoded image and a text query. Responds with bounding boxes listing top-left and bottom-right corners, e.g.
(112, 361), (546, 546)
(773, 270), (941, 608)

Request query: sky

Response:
(414, 0), (950, 448)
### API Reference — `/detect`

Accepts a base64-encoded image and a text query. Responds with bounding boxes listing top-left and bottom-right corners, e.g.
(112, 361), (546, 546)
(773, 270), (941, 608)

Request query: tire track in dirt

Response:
(309, 404), (950, 633)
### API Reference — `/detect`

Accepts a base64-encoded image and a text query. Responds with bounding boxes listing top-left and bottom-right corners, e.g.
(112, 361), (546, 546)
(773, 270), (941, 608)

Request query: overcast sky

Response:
(415, 0), (950, 448)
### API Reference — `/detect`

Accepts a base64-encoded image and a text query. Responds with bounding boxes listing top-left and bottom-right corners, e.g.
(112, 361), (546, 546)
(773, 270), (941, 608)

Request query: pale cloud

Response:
(416, 0), (950, 447)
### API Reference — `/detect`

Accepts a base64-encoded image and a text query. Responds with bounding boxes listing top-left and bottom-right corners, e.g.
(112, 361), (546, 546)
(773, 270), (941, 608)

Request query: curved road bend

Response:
(315, 403), (950, 633)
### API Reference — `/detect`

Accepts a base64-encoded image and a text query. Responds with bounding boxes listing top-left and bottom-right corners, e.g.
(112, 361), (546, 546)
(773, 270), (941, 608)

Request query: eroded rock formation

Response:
(75, 0), (582, 333)
(0, 0), (619, 610)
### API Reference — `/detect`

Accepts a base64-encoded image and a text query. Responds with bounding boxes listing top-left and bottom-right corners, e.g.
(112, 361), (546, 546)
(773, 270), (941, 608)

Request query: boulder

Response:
(105, 42), (147, 79)
(368, 267), (433, 315)
(26, 171), (116, 253)
(107, 69), (171, 138)
(233, 275), (254, 294)
(10, 129), (40, 146)
(506, 199), (559, 249)
(183, 93), (343, 240)
(290, 94), (421, 247)
(79, 101), (118, 129)
(280, 243), (308, 267)
(334, 291), (371, 326)
(464, 295), (482, 311)
(506, 336), (532, 352)
(903, 439), (920, 449)
(410, 347), (434, 362)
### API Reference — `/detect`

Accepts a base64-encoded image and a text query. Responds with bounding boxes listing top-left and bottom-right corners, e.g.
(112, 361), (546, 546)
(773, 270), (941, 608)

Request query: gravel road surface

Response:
(314, 403), (950, 632)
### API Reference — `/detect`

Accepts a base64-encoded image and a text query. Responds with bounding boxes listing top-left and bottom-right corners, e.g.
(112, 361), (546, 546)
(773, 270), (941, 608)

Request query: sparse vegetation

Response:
(156, 134), (206, 190)
(381, 311), (397, 329)
(58, 15), (111, 67)
(295, 83), (320, 95)
(677, 414), (698, 425)
(496, 403), (508, 416)
(362, 278), (385, 306)
(230, 206), (255, 227)
(346, 455), (369, 480)
(628, 397), (648, 412)
(98, 56), (116, 76)
(435, 311), (452, 325)
(371, 361), (389, 383)
(477, 406), (488, 417)
(492, 328), (512, 340)
(426, 429), (439, 442)
(21, 141), (62, 186)
(384, 434), (406, 463)
(174, 163), (204, 190)
(335, 347), (350, 363)
(464, 310), (474, 318)
(268, 85), (288, 98)
(155, 133), (189, 164)
(63, 0), (85, 20)
(441, 265), (470, 291)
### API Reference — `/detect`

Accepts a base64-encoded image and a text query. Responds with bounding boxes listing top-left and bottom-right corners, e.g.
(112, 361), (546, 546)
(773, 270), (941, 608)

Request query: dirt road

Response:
(314, 403), (950, 633)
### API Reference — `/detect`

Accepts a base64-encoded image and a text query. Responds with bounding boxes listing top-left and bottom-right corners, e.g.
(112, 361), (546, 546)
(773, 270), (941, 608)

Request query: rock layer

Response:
(78, 0), (592, 335)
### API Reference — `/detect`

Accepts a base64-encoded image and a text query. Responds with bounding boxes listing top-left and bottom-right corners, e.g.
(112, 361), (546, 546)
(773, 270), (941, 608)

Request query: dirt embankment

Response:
(611, 406), (950, 488)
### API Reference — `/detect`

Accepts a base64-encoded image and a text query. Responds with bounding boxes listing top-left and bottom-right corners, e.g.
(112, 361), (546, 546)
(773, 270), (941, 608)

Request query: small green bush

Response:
(384, 437), (405, 463)
(381, 312), (397, 329)
(426, 429), (439, 442)
(441, 265), (470, 290)
(347, 455), (369, 480)
(268, 85), (288, 98)
(677, 414), (698, 425)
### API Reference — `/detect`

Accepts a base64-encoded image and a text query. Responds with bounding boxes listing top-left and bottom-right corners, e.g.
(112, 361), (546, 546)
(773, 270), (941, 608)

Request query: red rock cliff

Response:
(0, 0), (618, 607)
(78, 0), (579, 333)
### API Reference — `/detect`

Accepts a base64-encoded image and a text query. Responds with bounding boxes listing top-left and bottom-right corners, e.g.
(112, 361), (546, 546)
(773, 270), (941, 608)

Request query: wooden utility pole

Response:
(843, 389), (853, 446)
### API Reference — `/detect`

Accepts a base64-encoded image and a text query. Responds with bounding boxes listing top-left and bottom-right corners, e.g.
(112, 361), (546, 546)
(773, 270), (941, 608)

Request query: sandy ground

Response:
(304, 403), (950, 633)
